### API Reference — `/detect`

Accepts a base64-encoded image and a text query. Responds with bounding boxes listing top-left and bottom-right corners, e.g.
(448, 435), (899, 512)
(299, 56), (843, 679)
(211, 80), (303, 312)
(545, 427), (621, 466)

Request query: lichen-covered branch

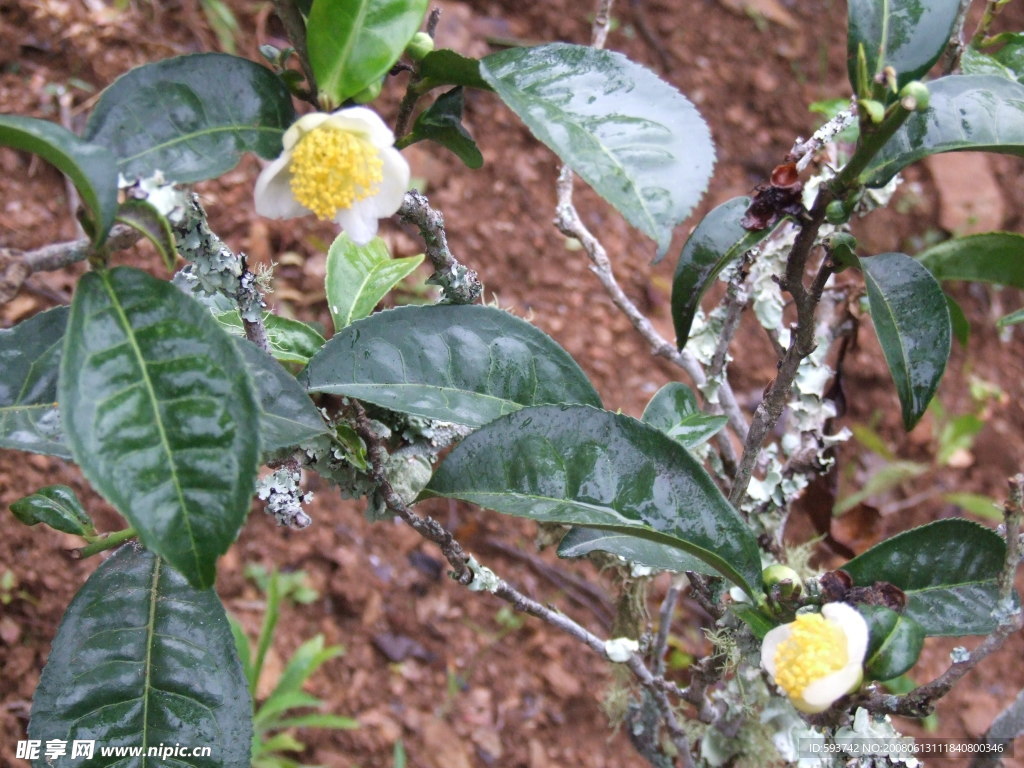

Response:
(397, 190), (482, 305)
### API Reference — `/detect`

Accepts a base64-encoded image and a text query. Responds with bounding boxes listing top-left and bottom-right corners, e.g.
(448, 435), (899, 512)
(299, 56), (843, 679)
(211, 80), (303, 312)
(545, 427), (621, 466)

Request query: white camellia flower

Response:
(761, 602), (869, 714)
(254, 107), (409, 245)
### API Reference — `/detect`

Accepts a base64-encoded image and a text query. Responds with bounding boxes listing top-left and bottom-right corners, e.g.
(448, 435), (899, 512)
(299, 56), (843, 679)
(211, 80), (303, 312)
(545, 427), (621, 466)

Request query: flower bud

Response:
(899, 80), (930, 112)
(406, 31), (435, 62)
(351, 80), (383, 104)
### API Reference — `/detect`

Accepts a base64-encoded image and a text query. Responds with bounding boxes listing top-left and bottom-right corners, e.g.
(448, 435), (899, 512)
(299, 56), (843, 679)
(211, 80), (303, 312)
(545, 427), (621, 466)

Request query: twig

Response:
(553, 167), (747, 465)
(1, 225), (144, 304)
(858, 613), (1023, 718)
(396, 190), (482, 304)
(350, 401), (471, 582)
(271, 0), (319, 108)
(939, 0), (973, 74)
(652, 575), (684, 677)
(394, 7), (442, 138)
(999, 474), (1023, 603)
(859, 476), (1024, 718)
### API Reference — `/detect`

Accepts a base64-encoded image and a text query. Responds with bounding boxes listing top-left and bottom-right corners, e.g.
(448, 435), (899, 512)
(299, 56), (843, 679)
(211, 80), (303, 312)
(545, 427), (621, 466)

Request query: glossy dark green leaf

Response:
(962, 35), (1024, 83)
(846, 0), (961, 91)
(946, 294), (970, 346)
(307, 0), (428, 107)
(29, 545), (251, 767)
(408, 87), (483, 169)
(842, 519), (1010, 635)
(424, 404), (761, 595)
(215, 310), (326, 365)
(302, 305), (602, 427)
(116, 198), (177, 272)
(418, 49), (493, 91)
(480, 43), (714, 258)
(641, 381), (727, 448)
(860, 604), (925, 680)
(862, 252), (950, 430)
(9, 485), (95, 537)
(557, 526), (711, 573)
(232, 337), (328, 453)
(918, 232), (1024, 289)
(325, 233), (424, 331)
(60, 267), (260, 588)
(0, 114), (118, 245)
(863, 75), (1024, 186)
(0, 305), (70, 458)
(671, 197), (775, 346)
(84, 53), (295, 183)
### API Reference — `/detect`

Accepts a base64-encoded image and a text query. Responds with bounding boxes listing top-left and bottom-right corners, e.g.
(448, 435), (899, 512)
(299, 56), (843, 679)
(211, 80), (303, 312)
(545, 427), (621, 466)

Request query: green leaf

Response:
(861, 252), (951, 430)
(846, 0), (961, 92)
(942, 492), (1002, 520)
(9, 485), (95, 537)
(115, 198), (178, 272)
(408, 87), (483, 169)
(302, 305), (602, 427)
(270, 713), (359, 730)
(557, 526), (711, 573)
(860, 604), (926, 680)
(671, 197), (775, 346)
(424, 404), (762, 595)
(0, 305), (71, 458)
(918, 232), (1024, 289)
(842, 518), (1010, 635)
(325, 233), (425, 331)
(29, 545), (251, 766)
(232, 338), (329, 453)
(998, 306), (1024, 328)
(962, 35), (1024, 83)
(418, 49), (493, 91)
(946, 294), (970, 346)
(59, 267), (260, 588)
(863, 75), (1024, 186)
(84, 53), (296, 183)
(0, 114), (118, 245)
(306, 0), (429, 107)
(215, 310), (326, 365)
(480, 43), (714, 258)
(641, 381), (727, 448)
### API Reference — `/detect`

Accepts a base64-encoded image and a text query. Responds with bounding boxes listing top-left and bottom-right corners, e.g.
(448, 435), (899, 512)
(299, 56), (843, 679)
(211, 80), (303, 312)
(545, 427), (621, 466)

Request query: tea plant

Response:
(2, 0), (1024, 766)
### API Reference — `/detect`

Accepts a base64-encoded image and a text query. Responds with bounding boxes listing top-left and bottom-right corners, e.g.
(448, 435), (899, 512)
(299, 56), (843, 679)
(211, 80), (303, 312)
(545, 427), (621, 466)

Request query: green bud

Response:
(858, 98), (885, 124)
(825, 232), (859, 272)
(352, 79), (383, 104)
(825, 199), (850, 225)
(762, 564), (800, 590)
(899, 80), (930, 112)
(406, 31), (435, 62)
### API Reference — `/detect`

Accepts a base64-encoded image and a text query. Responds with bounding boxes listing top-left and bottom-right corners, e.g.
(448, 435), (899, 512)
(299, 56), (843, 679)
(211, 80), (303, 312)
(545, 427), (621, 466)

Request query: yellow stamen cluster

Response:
(772, 613), (848, 697)
(289, 127), (383, 220)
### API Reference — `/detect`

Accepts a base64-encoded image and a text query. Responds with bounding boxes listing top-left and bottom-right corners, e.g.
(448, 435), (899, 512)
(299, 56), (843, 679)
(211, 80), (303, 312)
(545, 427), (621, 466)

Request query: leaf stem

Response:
(75, 527), (137, 558)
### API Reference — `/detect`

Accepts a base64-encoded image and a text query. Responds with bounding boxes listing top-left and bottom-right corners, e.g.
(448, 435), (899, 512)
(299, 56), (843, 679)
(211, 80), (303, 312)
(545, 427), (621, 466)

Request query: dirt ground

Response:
(2, 0), (1024, 766)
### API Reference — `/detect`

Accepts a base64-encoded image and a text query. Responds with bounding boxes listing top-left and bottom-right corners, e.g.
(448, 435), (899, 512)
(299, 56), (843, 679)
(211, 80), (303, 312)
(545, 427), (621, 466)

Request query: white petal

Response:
(799, 665), (863, 713)
(822, 602), (869, 663)
(254, 152), (308, 219)
(760, 623), (792, 678)
(281, 111), (333, 151)
(323, 106), (395, 147)
(335, 201), (379, 245)
(365, 147), (410, 217)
